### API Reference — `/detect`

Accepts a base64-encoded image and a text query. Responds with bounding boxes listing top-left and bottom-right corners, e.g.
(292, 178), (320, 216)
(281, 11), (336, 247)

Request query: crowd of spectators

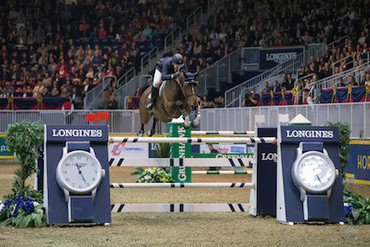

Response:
(159, 0), (369, 107)
(0, 0), (369, 110)
(0, 0), (206, 109)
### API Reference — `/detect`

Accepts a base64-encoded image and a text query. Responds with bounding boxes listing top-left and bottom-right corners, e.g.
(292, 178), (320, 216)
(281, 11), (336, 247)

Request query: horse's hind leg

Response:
(148, 117), (157, 137)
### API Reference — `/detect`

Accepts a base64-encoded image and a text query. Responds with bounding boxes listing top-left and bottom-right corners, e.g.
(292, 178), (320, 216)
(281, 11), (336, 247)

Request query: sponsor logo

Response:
(231, 146), (245, 153)
(265, 52), (298, 63)
(51, 129), (103, 137)
(261, 153), (278, 162)
(178, 167), (187, 181)
(215, 154), (253, 159)
(178, 126), (186, 158)
(286, 130), (334, 139)
(0, 145), (11, 152)
(112, 143), (125, 156)
(357, 155), (370, 170)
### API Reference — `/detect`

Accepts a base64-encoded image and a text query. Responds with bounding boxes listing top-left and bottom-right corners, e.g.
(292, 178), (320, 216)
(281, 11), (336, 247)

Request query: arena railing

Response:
(311, 60), (370, 103)
(225, 35), (354, 108)
(186, 7), (203, 30)
(197, 48), (242, 96)
(1, 102), (369, 139)
(140, 47), (159, 73)
(84, 75), (117, 110)
(224, 44), (325, 108)
(164, 26), (182, 53)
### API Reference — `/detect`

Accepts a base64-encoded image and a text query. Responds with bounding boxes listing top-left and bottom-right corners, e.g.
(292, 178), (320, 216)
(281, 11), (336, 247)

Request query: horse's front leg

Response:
(148, 117), (157, 137)
(191, 105), (201, 129)
(138, 123), (145, 136)
(175, 100), (191, 129)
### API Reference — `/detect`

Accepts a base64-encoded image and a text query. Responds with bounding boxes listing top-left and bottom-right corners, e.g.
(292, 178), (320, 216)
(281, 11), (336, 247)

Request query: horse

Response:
(138, 71), (201, 136)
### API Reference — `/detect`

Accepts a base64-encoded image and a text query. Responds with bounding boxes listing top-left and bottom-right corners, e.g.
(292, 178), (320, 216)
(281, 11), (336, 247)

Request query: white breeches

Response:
(153, 69), (162, 88)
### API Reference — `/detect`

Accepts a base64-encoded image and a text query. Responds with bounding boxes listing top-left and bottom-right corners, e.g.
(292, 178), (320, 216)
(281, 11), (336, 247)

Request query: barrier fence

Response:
(0, 102), (369, 139)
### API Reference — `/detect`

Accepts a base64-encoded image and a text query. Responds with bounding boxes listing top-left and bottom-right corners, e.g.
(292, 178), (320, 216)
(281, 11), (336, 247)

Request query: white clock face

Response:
(57, 151), (102, 193)
(294, 152), (336, 193)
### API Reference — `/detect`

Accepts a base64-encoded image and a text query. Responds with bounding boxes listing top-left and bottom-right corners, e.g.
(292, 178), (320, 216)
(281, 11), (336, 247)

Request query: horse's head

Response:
(183, 72), (199, 110)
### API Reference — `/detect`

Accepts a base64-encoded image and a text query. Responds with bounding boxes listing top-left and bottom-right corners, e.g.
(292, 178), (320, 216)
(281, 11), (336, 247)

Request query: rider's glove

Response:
(172, 71), (180, 79)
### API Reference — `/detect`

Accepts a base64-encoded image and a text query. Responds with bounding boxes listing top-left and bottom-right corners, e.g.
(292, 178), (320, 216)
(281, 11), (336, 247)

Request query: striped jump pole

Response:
(111, 203), (252, 213)
(192, 171), (252, 175)
(109, 158), (253, 167)
(191, 131), (255, 136)
(110, 182), (254, 188)
(109, 136), (276, 144)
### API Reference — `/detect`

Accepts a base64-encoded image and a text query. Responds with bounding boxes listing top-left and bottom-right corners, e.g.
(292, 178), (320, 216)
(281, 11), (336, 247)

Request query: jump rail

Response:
(192, 171), (252, 175)
(110, 182), (254, 188)
(191, 131), (255, 136)
(111, 203), (252, 212)
(109, 136), (276, 144)
(109, 158), (253, 167)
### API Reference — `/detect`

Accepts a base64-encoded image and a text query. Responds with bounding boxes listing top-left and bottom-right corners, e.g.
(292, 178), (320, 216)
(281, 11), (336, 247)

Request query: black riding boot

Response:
(145, 86), (159, 110)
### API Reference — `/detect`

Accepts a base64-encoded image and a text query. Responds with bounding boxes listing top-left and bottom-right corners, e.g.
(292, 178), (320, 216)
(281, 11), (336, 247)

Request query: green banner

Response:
(169, 122), (191, 183)
(0, 135), (15, 158)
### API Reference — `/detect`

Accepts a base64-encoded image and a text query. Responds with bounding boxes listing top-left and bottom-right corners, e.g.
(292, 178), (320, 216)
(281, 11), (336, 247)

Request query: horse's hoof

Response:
(183, 122), (191, 129)
(137, 131), (144, 137)
(191, 121), (199, 129)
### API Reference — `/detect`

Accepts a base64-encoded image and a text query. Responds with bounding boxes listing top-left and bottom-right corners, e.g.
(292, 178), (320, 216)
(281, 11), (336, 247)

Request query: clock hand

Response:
(316, 175), (321, 183)
(76, 164), (87, 183)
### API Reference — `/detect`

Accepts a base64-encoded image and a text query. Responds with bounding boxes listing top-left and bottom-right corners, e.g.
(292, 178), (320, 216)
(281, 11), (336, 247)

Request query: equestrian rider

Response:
(145, 53), (187, 110)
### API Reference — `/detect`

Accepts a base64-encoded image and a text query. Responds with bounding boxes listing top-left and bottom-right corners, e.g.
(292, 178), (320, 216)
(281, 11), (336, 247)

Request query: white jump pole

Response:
(110, 182), (254, 188)
(109, 136), (276, 144)
(192, 171), (252, 175)
(109, 158), (253, 167)
(111, 203), (253, 213)
(191, 131), (255, 136)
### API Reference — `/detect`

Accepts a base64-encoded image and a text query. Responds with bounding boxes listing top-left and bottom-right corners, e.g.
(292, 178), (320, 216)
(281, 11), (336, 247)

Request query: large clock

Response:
(292, 143), (338, 201)
(56, 149), (104, 194)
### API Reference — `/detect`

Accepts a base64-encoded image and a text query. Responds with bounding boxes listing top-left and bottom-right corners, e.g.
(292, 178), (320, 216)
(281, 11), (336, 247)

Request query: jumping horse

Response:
(138, 71), (200, 136)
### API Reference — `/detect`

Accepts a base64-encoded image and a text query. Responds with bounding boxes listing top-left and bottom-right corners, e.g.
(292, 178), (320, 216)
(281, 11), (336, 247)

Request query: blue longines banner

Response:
(346, 140), (370, 185)
(259, 46), (305, 70)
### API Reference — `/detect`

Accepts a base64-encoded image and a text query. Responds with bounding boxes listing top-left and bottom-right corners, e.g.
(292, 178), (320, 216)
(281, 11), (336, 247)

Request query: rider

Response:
(145, 53), (186, 110)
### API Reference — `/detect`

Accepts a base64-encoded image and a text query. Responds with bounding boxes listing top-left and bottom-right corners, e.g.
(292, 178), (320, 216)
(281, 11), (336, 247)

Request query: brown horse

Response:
(138, 71), (200, 136)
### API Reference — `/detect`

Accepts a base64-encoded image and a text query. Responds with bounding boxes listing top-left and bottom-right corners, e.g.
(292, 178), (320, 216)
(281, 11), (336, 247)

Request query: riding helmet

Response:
(172, 53), (184, 67)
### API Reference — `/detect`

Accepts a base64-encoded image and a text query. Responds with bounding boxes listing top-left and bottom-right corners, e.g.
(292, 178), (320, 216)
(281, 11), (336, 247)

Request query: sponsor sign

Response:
(199, 144), (247, 154)
(346, 140), (370, 185)
(259, 46), (304, 70)
(109, 142), (148, 159)
(0, 135), (15, 158)
(280, 126), (339, 143)
(46, 125), (108, 142)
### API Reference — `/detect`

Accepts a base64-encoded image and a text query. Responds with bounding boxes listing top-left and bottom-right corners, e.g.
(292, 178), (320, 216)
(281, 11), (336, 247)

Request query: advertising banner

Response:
(346, 140), (370, 185)
(259, 46), (304, 70)
(108, 142), (148, 159)
(0, 135), (15, 159)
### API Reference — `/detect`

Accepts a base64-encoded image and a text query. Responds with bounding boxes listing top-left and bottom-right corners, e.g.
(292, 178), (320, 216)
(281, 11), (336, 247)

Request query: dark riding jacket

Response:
(155, 57), (188, 81)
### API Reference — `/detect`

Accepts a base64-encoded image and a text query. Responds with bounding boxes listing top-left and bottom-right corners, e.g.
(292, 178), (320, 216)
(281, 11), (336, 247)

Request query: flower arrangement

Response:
(132, 167), (175, 183)
(0, 120), (45, 228)
(0, 194), (45, 228)
(343, 185), (370, 225)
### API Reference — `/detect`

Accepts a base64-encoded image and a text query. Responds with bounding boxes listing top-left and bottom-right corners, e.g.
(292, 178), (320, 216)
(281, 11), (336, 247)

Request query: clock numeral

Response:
(66, 163), (70, 167)
(86, 183), (90, 186)
(63, 171), (67, 174)
(92, 178), (95, 181)
(77, 155), (81, 159)
(65, 178), (69, 182)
